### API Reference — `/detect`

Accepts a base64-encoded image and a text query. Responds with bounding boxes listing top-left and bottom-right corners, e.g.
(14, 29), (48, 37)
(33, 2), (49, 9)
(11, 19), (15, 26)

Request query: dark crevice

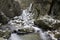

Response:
(48, 0), (57, 15)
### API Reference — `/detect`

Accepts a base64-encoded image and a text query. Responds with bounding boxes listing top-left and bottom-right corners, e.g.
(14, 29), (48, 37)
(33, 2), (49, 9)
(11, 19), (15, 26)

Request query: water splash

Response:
(8, 3), (50, 40)
(21, 3), (48, 40)
(32, 27), (48, 40)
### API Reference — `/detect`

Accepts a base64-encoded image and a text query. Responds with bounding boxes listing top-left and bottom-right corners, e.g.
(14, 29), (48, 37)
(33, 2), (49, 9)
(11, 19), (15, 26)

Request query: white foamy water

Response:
(8, 3), (51, 40)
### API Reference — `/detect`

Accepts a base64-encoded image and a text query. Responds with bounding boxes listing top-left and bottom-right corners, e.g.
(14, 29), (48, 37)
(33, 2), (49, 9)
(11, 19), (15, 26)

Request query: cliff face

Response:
(32, 0), (52, 19)
(0, 0), (21, 18)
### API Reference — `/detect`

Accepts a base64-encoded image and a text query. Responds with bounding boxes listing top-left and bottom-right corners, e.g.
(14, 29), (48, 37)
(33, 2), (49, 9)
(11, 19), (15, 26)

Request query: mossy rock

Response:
(0, 30), (11, 39)
(18, 28), (34, 33)
(0, 30), (4, 37)
(3, 30), (11, 39)
(34, 20), (52, 31)
(0, 0), (21, 18)
(53, 23), (60, 29)
(54, 34), (60, 38)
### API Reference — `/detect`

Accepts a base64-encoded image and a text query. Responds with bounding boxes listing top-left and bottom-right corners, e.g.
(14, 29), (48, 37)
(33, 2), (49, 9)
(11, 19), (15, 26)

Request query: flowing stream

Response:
(8, 3), (51, 40)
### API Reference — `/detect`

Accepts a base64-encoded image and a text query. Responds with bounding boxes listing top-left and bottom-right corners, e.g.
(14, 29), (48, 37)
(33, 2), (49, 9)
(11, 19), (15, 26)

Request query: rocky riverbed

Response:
(0, 0), (60, 40)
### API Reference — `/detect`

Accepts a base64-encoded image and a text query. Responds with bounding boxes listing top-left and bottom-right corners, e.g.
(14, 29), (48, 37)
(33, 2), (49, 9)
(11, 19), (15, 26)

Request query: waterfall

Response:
(28, 3), (32, 11)
(8, 3), (50, 40)
(21, 3), (48, 40)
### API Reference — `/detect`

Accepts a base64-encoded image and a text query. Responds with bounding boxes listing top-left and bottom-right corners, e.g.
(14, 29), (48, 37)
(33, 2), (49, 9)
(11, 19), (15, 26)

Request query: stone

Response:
(14, 28), (35, 34)
(0, 30), (11, 39)
(34, 19), (52, 31)
(34, 15), (60, 30)
(54, 34), (60, 38)
(3, 30), (11, 39)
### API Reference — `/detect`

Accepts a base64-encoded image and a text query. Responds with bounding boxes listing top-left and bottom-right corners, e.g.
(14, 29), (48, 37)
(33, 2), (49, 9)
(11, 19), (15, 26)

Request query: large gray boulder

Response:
(34, 15), (60, 30)
(32, 0), (60, 31)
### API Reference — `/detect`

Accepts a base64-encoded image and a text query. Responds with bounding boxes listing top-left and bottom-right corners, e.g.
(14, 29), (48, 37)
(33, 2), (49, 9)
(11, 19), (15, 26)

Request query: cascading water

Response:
(9, 33), (22, 40)
(8, 3), (50, 40)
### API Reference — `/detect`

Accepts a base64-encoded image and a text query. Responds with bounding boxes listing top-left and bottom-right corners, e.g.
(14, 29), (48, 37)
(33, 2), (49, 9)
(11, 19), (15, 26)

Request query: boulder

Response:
(34, 20), (53, 31)
(3, 30), (11, 39)
(13, 28), (35, 34)
(0, 30), (11, 39)
(34, 15), (60, 30)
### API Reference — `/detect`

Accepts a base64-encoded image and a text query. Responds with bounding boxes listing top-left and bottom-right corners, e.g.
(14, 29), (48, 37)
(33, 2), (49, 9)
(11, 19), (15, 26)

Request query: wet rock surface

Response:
(34, 15), (60, 40)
